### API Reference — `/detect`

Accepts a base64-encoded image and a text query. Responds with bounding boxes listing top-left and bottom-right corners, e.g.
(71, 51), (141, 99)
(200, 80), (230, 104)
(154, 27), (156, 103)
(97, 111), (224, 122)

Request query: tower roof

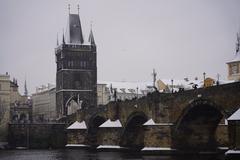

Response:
(88, 29), (95, 45)
(65, 14), (84, 44)
(227, 52), (240, 64)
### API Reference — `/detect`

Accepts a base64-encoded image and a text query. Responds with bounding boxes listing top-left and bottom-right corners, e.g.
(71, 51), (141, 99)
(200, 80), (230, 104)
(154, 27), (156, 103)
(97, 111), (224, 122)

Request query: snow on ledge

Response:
(218, 147), (229, 150)
(144, 119), (156, 125)
(141, 147), (175, 151)
(228, 108), (240, 121)
(97, 145), (122, 149)
(225, 149), (240, 155)
(67, 121), (87, 129)
(143, 119), (173, 126)
(99, 119), (122, 128)
(65, 144), (89, 147)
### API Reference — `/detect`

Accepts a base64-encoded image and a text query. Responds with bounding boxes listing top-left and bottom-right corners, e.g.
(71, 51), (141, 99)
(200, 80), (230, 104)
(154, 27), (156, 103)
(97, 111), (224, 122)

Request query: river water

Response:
(0, 149), (226, 160)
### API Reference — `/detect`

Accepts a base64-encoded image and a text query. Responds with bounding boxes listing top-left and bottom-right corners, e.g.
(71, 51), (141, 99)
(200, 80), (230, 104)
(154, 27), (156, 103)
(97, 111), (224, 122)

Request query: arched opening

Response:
(174, 101), (225, 151)
(65, 95), (86, 115)
(120, 112), (148, 150)
(19, 113), (27, 123)
(86, 115), (106, 147)
(12, 114), (19, 122)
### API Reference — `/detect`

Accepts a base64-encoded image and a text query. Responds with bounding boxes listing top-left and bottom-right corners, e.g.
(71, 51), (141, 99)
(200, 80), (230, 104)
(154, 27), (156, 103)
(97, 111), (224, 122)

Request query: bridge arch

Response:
(120, 112), (148, 150)
(86, 114), (107, 147)
(173, 98), (227, 151)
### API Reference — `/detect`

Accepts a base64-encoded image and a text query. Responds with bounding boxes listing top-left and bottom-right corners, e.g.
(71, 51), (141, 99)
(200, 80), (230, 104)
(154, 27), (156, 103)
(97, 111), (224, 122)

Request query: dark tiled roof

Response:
(67, 14), (84, 44)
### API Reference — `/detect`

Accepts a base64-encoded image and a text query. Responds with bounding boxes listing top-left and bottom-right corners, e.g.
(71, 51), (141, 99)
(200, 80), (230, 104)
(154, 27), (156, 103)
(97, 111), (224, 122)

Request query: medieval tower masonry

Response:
(55, 9), (97, 118)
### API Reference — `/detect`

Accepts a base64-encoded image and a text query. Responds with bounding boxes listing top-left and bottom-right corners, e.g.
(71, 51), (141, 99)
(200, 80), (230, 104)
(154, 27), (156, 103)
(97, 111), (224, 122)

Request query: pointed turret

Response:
(24, 79), (28, 96)
(88, 29), (95, 45)
(62, 33), (65, 44)
(57, 33), (59, 46)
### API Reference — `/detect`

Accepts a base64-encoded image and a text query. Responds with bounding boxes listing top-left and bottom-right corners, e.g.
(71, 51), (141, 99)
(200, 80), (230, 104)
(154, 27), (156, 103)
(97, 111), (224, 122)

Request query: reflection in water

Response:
(0, 149), (225, 160)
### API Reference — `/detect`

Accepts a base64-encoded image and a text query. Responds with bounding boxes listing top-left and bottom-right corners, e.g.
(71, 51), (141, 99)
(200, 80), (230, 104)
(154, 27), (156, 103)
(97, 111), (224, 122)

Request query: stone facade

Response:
(67, 129), (86, 145)
(56, 13), (97, 118)
(10, 100), (32, 124)
(65, 82), (240, 151)
(8, 123), (66, 149)
(98, 128), (122, 146)
(0, 73), (26, 141)
(227, 60), (240, 81)
(228, 120), (240, 150)
(97, 83), (110, 106)
(32, 86), (56, 122)
(144, 125), (172, 148)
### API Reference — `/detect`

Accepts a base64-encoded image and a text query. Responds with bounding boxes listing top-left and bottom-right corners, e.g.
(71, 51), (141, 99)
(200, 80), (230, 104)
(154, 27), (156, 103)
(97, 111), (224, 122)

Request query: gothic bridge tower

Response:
(55, 7), (97, 117)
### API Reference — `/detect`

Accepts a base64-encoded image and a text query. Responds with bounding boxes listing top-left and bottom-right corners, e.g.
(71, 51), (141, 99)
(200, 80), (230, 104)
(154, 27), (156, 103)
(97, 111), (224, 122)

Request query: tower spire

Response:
(62, 29), (65, 44)
(24, 78), (28, 96)
(57, 33), (59, 46)
(236, 32), (240, 54)
(88, 22), (95, 45)
(152, 69), (157, 89)
(77, 4), (80, 15)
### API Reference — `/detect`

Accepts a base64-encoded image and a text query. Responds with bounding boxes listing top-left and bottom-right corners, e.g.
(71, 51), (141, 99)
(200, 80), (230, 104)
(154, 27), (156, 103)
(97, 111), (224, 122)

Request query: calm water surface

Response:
(0, 149), (225, 160)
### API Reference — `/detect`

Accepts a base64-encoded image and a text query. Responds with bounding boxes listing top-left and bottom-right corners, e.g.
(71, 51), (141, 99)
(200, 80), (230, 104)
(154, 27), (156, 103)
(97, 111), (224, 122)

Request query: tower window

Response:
(83, 61), (86, 68)
(231, 63), (239, 75)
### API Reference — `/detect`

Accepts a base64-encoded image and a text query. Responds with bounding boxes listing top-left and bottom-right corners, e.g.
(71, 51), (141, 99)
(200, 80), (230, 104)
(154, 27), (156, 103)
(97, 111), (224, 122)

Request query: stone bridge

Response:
(66, 82), (240, 151)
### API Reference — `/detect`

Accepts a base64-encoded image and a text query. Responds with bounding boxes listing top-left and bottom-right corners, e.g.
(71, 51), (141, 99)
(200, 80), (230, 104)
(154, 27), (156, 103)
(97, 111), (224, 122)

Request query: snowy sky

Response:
(0, 0), (240, 94)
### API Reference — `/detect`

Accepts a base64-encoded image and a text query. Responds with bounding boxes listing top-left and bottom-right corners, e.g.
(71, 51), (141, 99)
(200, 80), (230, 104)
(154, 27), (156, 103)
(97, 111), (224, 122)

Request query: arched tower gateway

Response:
(55, 8), (97, 117)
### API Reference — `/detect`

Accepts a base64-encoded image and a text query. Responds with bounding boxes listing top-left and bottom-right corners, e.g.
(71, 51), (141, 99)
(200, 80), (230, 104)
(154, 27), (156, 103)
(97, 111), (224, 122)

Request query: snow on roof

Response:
(227, 53), (240, 64)
(99, 119), (122, 128)
(142, 147), (175, 151)
(228, 108), (240, 121)
(143, 119), (156, 125)
(225, 149), (240, 155)
(65, 144), (89, 147)
(218, 80), (235, 85)
(143, 119), (173, 126)
(67, 121), (87, 129)
(97, 145), (123, 149)
(98, 81), (153, 94)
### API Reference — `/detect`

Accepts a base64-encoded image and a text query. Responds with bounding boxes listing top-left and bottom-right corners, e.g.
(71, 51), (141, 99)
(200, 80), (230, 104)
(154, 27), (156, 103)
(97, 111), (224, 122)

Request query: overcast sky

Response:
(0, 0), (240, 94)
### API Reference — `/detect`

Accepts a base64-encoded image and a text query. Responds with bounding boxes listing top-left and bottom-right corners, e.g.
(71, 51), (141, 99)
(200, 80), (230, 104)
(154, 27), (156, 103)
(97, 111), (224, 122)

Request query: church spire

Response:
(24, 78), (28, 96)
(88, 23), (95, 45)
